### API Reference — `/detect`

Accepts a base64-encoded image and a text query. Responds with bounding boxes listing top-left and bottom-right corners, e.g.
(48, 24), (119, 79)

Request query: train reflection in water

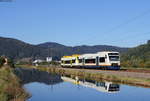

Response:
(61, 76), (120, 93)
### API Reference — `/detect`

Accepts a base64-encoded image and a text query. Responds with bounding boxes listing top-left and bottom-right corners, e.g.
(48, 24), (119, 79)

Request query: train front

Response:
(107, 52), (120, 70)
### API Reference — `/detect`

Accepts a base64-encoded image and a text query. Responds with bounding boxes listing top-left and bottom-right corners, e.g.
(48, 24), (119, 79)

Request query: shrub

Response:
(0, 57), (6, 67)
(7, 58), (15, 68)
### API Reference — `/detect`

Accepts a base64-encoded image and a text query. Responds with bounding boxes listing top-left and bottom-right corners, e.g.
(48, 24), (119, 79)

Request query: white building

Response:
(46, 57), (52, 62)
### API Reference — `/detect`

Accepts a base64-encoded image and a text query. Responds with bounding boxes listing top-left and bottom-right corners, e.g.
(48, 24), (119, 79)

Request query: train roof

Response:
(79, 53), (97, 58)
(97, 51), (119, 54)
(61, 54), (80, 60)
(62, 54), (80, 58)
(61, 51), (119, 59)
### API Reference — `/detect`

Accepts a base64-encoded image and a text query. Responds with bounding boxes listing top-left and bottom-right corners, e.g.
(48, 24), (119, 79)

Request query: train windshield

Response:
(109, 56), (119, 61)
(108, 84), (120, 91)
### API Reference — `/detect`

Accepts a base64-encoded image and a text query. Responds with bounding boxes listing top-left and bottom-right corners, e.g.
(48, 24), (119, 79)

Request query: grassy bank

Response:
(18, 65), (150, 88)
(0, 66), (29, 101)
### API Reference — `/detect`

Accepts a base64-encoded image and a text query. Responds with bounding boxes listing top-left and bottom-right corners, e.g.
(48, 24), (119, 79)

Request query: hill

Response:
(0, 37), (46, 59)
(0, 36), (128, 60)
(121, 40), (150, 68)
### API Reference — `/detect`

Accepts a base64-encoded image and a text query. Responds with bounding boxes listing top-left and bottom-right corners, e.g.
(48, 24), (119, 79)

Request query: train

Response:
(61, 51), (120, 70)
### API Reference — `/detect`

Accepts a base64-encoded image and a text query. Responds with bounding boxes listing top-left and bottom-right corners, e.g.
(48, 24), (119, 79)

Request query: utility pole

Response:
(48, 45), (50, 67)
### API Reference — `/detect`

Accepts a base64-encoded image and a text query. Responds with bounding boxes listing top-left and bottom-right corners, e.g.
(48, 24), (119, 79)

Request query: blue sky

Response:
(0, 0), (150, 47)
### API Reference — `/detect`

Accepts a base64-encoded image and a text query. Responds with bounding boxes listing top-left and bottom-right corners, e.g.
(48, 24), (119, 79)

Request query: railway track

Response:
(61, 66), (150, 73)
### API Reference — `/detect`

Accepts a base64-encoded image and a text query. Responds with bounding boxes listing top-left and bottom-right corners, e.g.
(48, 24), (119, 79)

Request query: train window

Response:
(108, 53), (119, 55)
(96, 82), (105, 87)
(97, 82), (105, 87)
(79, 59), (82, 63)
(72, 60), (75, 63)
(109, 56), (119, 61)
(99, 57), (105, 63)
(85, 59), (96, 63)
(61, 61), (64, 63)
(64, 60), (71, 64)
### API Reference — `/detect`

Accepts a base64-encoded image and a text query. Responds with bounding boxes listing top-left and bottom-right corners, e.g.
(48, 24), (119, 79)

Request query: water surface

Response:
(15, 68), (150, 101)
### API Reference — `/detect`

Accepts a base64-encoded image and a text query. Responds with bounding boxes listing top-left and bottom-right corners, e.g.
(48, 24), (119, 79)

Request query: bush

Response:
(50, 61), (60, 66)
(0, 57), (6, 67)
(7, 58), (15, 68)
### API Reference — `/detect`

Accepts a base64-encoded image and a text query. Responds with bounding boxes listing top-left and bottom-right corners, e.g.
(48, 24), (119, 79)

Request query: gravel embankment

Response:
(61, 68), (150, 79)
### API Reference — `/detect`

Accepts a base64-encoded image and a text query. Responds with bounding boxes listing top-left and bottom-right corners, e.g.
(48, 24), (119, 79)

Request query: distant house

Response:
(46, 57), (52, 62)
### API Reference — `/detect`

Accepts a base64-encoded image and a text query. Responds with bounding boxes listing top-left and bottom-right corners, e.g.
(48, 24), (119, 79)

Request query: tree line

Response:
(121, 40), (150, 68)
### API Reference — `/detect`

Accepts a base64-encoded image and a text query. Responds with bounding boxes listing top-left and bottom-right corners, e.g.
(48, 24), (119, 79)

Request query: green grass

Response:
(0, 66), (29, 101)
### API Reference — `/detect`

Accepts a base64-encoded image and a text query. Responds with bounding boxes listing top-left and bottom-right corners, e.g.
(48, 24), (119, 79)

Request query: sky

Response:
(0, 0), (150, 47)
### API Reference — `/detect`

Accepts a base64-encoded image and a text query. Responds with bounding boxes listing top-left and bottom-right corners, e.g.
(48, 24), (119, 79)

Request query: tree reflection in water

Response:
(14, 68), (63, 85)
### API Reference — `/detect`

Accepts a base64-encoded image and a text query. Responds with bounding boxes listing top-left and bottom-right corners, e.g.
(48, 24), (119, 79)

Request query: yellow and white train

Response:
(61, 51), (120, 70)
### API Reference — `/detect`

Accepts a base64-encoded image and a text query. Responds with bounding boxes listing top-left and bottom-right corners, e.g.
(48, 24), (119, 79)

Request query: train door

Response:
(71, 59), (72, 67)
(96, 56), (99, 66)
(82, 58), (85, 66)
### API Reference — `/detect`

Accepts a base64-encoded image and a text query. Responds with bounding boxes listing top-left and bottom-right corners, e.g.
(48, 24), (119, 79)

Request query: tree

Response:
(0, 57), (6, 67)
(7, 58), (15, 68)
(147, 40), (150, 44)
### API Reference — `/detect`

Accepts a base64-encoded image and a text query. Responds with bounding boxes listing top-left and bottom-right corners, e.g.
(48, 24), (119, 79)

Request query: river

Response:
(15, 68), (150, 101)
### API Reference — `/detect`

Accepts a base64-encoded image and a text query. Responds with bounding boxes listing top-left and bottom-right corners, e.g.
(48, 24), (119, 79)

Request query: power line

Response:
(76, 9), (150, 45)
(107, 31), (150, 44)
(104, 9), (150, 34)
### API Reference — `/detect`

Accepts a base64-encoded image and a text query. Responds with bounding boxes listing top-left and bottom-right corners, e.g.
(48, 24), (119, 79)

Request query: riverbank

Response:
(17, 65), (150, 88)
(0, 66), (29, 101)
